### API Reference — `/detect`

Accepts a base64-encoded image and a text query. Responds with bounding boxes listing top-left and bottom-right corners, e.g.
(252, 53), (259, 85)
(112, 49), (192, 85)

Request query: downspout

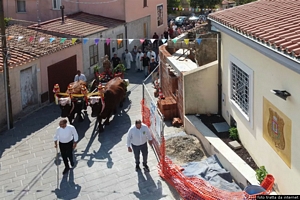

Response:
(124, 0), (128, 49)
(208, 19), (222, 115)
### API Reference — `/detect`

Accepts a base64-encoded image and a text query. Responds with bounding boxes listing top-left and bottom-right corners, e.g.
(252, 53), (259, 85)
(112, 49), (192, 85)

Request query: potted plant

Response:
(113, 63), (126, 78)
(256, 166), (268, 184)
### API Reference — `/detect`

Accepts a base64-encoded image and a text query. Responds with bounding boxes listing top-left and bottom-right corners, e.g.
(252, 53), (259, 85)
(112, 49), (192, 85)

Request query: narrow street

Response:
(0, 62), (180, 200)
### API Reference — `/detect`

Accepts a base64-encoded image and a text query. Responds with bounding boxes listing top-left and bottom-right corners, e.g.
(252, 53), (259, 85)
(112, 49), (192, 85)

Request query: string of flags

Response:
(170, 7), (218, 12)
(5, 36), (204, 45)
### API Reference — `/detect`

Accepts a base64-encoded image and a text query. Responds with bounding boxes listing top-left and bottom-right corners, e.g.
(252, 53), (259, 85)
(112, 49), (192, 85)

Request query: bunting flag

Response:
(95, 38), (100, 45)
(162, 39), (167, 44)
(17, 36), (23, 42)
(60, 38), (67, 43)
(150, 39), (155, 43)
(182, 8), (184, 11)
(7, 36), (14, 41)
(117, 39), (123, 45)
(39, 37), (45, 43)
(29, 36), (34, 42)
(83, 38), (89, 44)
(140, 39), (145, 44)
(172, 38), (177, 44)
(196, 38), (202, 45)
(50, 38), (55, 43)
(106, 38), (110, 45)
(184, 39), (189, 45)
(128, 39), (134, 44)
(72, 38), (77, 44)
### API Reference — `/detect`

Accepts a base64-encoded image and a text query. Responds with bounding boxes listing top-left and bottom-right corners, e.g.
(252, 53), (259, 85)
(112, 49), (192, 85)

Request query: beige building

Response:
(209, 0), (300, 194)
(0, 25), (82, 127)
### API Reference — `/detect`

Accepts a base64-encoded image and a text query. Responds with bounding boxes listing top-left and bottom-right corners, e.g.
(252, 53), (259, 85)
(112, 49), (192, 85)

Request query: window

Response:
(230, 55), (253, 123)
(16, 0), (26, 12)
(89, 45), (98, 66)
(116, 34), (124, 49)
(53, 0), (61, 10)
(231, 63), (249, 115)
(143, 0), (148, 7)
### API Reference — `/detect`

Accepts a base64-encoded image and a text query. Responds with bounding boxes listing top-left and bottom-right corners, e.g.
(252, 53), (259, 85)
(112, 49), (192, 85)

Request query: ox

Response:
(89, 77), (127, 132)
(57, 80), (87, 124)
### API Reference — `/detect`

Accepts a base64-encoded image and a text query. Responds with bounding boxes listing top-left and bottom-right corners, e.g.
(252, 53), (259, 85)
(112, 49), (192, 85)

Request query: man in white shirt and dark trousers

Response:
(54, 119), (79, 175)
(127, 120), (153, 172)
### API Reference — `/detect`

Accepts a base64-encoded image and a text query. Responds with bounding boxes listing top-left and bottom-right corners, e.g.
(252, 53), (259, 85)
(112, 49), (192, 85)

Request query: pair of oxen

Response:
(54, 77), (127, 132)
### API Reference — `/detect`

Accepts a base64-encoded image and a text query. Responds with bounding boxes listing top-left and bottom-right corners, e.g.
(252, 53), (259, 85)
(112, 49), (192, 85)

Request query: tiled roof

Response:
(0, 25), (79, 70)
(208, 0), (300, 58)
(28, 12), (126, 37)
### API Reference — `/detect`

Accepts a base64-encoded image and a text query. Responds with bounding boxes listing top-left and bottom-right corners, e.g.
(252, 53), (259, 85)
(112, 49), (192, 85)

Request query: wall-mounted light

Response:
(270, 90), (291, 100)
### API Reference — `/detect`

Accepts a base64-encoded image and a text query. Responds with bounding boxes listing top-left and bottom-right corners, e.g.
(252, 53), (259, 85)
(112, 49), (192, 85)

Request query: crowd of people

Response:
(110, 45), (159, 82)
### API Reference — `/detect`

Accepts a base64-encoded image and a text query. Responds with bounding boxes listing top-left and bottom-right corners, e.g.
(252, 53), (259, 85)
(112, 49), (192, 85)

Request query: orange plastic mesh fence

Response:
(141, 100), (274, 200)
(141, 99), (151, 128)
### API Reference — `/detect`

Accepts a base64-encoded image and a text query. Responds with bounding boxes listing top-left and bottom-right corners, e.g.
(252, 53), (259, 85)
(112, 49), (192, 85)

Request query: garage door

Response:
(48, 55), (77, 102)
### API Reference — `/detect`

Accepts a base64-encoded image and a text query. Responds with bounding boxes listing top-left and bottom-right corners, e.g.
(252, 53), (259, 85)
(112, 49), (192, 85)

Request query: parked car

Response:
(174, 16), (188, 26)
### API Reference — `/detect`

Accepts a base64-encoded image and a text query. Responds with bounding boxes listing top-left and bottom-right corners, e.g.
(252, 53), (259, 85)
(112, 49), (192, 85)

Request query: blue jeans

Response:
(144, 66), (149, 76)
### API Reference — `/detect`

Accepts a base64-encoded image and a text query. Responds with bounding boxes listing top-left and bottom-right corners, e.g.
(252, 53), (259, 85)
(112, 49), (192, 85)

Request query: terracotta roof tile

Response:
(209, 0), (300, 58)
(0, 25), (79, 71)
(28, 12), (125, 37)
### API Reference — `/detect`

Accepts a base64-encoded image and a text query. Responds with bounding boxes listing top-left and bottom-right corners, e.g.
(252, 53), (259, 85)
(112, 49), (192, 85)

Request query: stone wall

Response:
(195, 33), (217, 66)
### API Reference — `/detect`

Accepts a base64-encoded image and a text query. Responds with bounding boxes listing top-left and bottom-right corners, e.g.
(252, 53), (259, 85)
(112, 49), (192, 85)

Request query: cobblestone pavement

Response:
(0, 63), (181, 200)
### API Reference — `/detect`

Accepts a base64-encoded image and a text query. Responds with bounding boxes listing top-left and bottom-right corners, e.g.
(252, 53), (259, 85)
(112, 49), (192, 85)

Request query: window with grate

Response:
(231, 62), (249, 116)
(117, 34), (124, 49)
(143, 0), (148, 7)
(53, 0), (62, 10)
(89, 45), (99, 66)
(16, 0), (26, 12)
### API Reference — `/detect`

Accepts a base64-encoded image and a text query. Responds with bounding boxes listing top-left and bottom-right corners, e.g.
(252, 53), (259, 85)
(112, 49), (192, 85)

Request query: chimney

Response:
(60, 5), (65, 24)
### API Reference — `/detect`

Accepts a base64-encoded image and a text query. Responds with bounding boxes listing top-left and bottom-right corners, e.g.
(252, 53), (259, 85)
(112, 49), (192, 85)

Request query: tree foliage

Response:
(189, 0), (222, 9)
(237, 0), (257, 5)
(167, 0), (181, 13)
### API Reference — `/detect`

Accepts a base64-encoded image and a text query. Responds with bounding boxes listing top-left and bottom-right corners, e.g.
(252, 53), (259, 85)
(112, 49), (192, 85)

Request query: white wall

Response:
(221, 32), (300, 194)
(82, 25), (126, 79)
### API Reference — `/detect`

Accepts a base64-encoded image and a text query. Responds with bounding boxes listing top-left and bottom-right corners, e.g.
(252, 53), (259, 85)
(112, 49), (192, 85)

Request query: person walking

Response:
(74, 70), (87, 82)
(135, 49), (144, 72)
(127, 120), (153, 172)
(149, 57), (158, 83)
(54, 119), (79, 175)
(152, 32), (159, 48)
(111, 54), (121, 69)
(124, 49), (133, 70)
(147, 49), (156, 63)
(141, 53), (150, 77)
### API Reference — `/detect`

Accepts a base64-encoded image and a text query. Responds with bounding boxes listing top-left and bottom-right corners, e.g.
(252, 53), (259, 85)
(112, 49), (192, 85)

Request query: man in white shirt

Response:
(124, 49), (133, 70)
(127, 119), (152, 172)
(135, 49), (144, 72)
(74, 70), (87, 82)
(147, 49), (156, 63)
(54, 119), (79, 175)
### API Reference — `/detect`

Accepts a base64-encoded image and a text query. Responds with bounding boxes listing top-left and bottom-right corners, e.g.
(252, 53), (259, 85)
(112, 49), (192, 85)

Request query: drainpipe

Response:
(60, 5), (65, 24)
(125, 24), (128, 49)
(208, 19), (222, 115)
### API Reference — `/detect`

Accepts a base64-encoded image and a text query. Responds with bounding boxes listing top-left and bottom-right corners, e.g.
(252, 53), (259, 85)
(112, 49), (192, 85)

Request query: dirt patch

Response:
(198, 114), (259, 171)
(165, 135), (206, 165)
